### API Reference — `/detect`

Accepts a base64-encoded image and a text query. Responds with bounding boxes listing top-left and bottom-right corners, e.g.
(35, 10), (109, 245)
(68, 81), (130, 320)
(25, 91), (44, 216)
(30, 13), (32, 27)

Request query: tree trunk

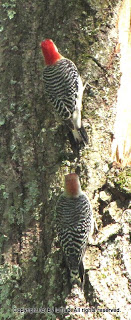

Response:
(111, 0), (131, 166)
(0, 0), (130, 320)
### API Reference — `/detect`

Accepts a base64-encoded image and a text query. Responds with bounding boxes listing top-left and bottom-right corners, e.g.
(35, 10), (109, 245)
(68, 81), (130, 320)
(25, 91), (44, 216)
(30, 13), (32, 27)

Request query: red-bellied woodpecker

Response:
(41, 39), (88, 147)
(56, 173), (93, 288)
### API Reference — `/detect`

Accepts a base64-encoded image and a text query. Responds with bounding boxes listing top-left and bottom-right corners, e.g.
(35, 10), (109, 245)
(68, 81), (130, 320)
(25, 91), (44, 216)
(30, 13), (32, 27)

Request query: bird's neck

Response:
(64, 183), (82, 198)
(43, 51), (63, 66)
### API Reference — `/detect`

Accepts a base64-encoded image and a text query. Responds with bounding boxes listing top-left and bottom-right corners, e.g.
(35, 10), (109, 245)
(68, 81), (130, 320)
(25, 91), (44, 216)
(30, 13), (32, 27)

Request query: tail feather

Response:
(78, 123), (88, 144)
(69, 261), (85, 290)
(70, 269), (81, 288)
(71, 124), (88, 148)
(67, 119), (88, 151)
(79, 260), (85, 290)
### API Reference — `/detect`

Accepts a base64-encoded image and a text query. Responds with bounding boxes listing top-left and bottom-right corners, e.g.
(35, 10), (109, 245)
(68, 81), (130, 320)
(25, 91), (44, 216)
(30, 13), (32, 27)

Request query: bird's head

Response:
(41, 39), (62, 65)
(64, 173), (82, 198)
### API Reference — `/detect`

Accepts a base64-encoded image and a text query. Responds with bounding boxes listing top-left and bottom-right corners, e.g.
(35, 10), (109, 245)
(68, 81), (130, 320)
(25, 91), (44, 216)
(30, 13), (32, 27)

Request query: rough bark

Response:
(0, 1), (130, 320)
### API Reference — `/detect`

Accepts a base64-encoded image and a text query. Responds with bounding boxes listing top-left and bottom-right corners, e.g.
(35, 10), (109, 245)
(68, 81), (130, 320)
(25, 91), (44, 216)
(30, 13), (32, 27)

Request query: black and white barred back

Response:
(43, 58), (80, 120)
(56, 193), (92, 281)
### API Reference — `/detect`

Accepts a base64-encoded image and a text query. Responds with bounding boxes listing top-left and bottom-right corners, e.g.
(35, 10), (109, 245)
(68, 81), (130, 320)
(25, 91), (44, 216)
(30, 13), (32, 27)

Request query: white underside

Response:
(72, 75), (84, 141)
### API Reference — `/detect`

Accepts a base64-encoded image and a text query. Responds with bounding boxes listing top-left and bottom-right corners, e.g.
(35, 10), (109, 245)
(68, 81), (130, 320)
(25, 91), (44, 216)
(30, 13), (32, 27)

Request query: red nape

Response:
(65, 173), (79, 197)
(41, 39), (62, 65)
